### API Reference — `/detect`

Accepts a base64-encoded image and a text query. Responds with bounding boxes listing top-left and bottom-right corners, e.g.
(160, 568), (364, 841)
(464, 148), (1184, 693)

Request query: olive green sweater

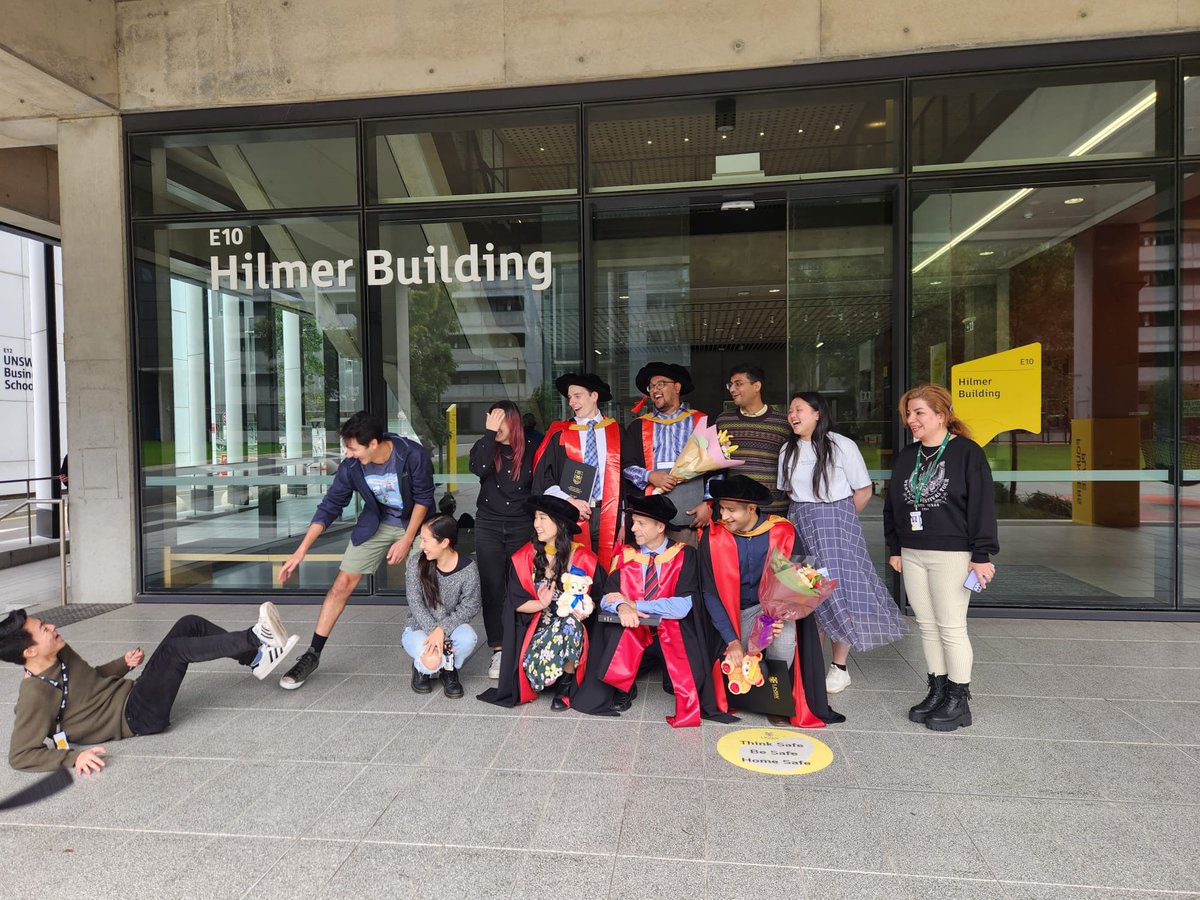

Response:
(9, 644), (135, 771)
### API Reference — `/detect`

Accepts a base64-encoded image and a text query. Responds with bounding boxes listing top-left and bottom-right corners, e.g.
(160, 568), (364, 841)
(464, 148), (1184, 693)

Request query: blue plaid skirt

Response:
(788, 498), (907, 652)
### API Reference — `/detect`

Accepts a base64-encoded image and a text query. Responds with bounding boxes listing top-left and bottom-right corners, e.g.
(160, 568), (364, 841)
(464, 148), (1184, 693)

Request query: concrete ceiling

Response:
(0, 0), (119, 146)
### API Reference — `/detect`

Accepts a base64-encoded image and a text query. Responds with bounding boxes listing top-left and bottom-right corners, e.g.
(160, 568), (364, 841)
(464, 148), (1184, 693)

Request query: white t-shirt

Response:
(777, 432), (872, 503)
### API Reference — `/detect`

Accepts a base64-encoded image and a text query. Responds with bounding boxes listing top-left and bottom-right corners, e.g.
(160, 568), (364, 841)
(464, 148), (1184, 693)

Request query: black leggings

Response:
(124, 615), (258, 735)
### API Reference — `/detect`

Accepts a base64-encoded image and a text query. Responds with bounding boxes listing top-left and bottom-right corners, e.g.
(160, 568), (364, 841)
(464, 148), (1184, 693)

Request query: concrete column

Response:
(222, 293), (244, 464)
(282, 309), (302, 459)
(58, 114), (135, 604)
(29, 239), (52, 504)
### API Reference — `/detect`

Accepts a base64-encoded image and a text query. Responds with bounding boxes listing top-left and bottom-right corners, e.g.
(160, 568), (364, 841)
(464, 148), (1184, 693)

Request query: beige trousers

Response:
(900, 548), (974, 683)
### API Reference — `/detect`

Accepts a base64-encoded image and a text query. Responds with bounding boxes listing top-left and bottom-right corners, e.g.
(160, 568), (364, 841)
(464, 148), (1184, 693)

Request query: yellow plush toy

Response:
(556, 567), (595, 619)
(721, 651), (765, 695)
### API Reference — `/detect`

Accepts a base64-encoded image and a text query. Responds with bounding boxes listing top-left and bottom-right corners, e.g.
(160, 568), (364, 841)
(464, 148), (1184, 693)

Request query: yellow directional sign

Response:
(949, 343), (1042, 447)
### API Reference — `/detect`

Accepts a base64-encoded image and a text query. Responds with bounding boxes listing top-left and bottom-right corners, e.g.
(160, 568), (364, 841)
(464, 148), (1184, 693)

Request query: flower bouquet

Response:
(746, 548), (838, 653)
(651, 415), (743, 493)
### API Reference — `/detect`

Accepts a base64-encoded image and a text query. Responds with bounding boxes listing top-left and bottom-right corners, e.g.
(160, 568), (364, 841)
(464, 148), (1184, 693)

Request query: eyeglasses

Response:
(726, 379), (754, 390)
(647, 380), (677, 391)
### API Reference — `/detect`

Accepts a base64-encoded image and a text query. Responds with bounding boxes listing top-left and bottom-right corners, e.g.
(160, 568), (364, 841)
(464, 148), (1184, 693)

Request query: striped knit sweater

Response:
(714, 405), (792, 515)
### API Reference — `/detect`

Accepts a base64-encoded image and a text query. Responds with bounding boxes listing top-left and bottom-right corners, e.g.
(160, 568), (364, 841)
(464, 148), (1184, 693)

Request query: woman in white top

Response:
(778, 392), (906, 694)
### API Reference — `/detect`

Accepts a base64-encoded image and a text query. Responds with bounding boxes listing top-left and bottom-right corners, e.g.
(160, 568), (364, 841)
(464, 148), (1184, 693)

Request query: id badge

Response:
(910, 511), (923, 532)
(52, 730), (70, 751)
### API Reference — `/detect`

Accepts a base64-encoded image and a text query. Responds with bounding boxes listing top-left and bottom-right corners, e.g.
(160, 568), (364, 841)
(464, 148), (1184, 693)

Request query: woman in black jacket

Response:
(884, 384), (998, 732)
(469, 400), (536, 679)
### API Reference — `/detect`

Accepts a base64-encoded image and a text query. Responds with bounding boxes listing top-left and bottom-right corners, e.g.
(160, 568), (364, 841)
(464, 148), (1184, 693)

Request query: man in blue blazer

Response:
(277, 410), (434, 689)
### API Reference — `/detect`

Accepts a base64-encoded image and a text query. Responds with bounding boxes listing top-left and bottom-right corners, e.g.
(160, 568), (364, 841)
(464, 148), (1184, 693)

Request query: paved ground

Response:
(0, 600), (1197, 899)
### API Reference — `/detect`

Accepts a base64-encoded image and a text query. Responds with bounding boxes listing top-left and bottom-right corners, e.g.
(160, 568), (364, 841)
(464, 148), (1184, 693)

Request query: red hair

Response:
(489, 401), (525, 479)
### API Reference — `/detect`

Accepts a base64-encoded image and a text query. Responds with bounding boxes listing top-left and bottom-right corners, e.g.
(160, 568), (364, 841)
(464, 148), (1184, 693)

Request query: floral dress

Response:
(522, 580), (585, 692)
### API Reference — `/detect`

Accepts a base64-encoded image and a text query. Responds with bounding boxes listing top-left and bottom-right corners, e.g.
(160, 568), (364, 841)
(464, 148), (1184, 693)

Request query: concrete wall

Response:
(0, 147), (59, 225)
(57, 114), (135, 604)
(114, 0), (1200, 112)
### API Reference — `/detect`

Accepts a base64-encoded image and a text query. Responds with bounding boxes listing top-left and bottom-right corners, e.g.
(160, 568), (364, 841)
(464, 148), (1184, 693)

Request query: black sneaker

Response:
(279, 648), (320, 690)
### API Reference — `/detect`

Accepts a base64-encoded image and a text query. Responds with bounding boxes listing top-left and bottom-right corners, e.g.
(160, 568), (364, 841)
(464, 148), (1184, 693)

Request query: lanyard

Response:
(909, 434), (950, 506)
(25, 660), (69, 734)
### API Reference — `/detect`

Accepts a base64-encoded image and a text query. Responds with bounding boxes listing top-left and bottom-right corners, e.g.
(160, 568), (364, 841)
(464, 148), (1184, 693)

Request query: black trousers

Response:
(124, 615), (258, 735)
(474, 515), (534, 648)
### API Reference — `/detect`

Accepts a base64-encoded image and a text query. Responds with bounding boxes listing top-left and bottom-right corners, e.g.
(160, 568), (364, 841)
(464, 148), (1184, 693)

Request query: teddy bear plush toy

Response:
(721, 651), (765, 695)
(556, 566), (595, 619)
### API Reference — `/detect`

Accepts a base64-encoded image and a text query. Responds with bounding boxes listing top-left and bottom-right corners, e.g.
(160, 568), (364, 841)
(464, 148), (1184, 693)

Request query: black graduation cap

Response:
(634, 362), (694, 396)
(554, 373), (612, 403)
(708, 473), (770, 505)
(524, 494), (583, 534)
(625, 493), (678, 527)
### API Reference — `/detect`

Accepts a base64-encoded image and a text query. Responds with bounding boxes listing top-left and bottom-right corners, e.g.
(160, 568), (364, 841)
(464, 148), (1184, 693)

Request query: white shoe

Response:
(826, 664), (851, 694)
(252, 601), (290, 649)
(253, 634), (299, 680)
(488, 650), (502, 680)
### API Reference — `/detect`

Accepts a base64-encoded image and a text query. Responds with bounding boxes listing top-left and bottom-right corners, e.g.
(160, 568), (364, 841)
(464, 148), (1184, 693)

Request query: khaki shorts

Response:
(339, 523), (408, 574)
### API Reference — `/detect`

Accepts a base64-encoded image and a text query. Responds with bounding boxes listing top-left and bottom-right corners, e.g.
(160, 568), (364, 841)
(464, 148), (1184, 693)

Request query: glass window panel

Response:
(1185, 60), (1200, 157)
(134, 216), (365, 593)
(366, 110), (578, 203)
(788, 193), (896, 472)
(588, 84), (899, 192)
(130, 125), (359, 216)
(911, 177), (1175, 608)
(373, 205), (581, 591)
(591, 198), (790, 418)
(1183, 169), (1199, 608)
(911, 62), (1171, 171)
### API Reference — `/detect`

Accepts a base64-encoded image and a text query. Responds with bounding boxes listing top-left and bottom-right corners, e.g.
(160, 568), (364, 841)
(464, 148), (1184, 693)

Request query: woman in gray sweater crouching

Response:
(402, 515), (481, 698)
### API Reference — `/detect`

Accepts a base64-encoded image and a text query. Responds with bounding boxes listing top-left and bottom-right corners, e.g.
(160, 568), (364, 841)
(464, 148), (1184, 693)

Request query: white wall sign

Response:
(206, 228), (554, 292)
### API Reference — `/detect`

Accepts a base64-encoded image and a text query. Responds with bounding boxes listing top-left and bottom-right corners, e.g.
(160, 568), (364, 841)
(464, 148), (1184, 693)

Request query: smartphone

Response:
(964, 569), (993, 593)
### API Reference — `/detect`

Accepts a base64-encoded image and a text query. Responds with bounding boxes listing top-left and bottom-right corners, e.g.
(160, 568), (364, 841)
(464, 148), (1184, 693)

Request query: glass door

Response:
(786, 190), (898, 573)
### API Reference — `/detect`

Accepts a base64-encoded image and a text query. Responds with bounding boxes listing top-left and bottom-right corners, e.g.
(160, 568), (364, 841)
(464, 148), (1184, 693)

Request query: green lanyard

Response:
(909, 434), (950, 506)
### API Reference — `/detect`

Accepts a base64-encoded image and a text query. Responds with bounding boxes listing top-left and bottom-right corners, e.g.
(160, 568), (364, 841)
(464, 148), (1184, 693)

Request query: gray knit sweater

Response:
(404, 553), (482, 634)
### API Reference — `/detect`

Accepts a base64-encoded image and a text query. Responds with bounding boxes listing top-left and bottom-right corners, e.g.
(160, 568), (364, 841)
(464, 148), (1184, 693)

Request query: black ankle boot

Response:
(550, 676), (572, 711)
(925, 680), (972, 731)
(440, 666), (464, 699)
(908, 673), (948, 724)
(411, 665), (433, 694)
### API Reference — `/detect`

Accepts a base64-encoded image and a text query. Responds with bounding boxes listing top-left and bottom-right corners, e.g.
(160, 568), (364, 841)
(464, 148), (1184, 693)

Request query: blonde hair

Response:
(898, 384), (973, 440)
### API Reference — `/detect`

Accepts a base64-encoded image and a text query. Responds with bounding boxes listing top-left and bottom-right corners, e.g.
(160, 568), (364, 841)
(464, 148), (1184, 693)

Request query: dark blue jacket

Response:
(310, 433), (435, 545)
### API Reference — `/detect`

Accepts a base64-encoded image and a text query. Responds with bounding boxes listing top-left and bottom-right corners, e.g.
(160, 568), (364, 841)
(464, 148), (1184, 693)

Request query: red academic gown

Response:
(571, 542), (736, 727)
(700, 517), (843, 728)
(476, 542), (601, 708)
(533, 419), (623, 570)
(620, 409), (707, 496)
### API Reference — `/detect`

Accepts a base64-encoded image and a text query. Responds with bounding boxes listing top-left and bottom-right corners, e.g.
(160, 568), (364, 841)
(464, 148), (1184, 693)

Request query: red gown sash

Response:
(512, 543), (597, 705)
(706, 519), (824, 728)
(602, 544), (701, 726)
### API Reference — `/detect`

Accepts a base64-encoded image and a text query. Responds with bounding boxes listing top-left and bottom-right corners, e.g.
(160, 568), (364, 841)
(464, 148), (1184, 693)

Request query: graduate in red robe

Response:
(698, 474), (844, 727)
(570, 494), (736, 727)
(620, 362), (712, 536)
(476, 495), (605, 711)
(532, 373), (622, 570)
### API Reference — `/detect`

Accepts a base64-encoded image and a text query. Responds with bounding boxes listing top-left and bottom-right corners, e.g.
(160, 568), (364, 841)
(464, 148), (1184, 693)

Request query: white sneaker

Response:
(252, 601), (289, 649)
(252, 634), (299, 680)
(826, 664), (852, 694)
(488, 650), (502, 680)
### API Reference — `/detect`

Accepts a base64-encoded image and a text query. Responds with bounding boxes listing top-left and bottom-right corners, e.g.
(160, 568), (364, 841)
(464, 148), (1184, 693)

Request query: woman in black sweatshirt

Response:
(884, 384), (998, 732)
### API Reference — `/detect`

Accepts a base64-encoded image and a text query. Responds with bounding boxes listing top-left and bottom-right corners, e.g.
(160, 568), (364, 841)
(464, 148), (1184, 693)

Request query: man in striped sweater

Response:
(713, 362), (791, 517)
